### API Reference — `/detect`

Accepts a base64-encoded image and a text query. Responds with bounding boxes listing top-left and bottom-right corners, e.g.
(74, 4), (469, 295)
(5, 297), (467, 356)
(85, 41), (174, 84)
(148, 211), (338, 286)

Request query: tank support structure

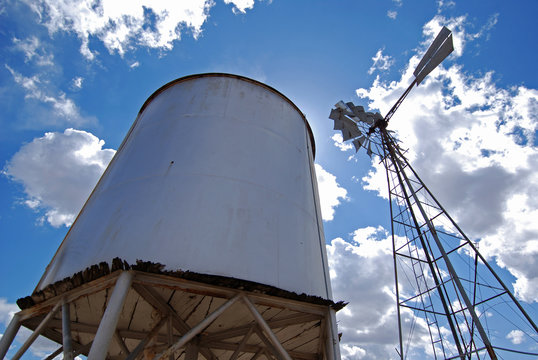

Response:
(0, 270), (341, 360)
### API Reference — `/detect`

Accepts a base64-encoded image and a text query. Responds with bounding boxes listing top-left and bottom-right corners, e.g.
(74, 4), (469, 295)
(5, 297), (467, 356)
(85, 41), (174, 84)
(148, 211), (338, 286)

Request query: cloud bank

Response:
(4, 129), (115, 227)
(315, 164), (348, 221)
(24, 0), (257, 60)
(354, 15), (538, 302)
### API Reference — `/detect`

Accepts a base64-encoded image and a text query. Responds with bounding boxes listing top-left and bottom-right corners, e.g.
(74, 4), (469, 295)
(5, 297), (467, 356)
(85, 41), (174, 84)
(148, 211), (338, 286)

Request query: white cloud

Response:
(506, 329), (525, 345)
(4, 129), (115, 227)
(24, 0), (258, 60)
(0, 298), (18, 326)
(387, 11), (397, 20)
(5, 65), (95, 127)
(352, 16), (538, 301)
(224, 0), (255, 14)
(314, 164), (348, 221)
(368, 48), (394, 75)
(130, 61), (140, 69)
(332, 133), (353, 152)
(328, 228), (434, 359)
(12, 36), (54, 66)
(72, 76), (83, 89)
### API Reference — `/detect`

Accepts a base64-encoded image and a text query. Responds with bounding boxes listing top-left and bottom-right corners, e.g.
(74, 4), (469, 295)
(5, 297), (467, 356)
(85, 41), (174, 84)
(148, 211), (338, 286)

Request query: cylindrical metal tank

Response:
(37, 74), (332, 299)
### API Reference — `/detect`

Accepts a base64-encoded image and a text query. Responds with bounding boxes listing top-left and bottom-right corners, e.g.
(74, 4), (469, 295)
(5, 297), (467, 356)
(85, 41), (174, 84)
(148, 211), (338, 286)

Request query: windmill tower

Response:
(329, 28), (537, 359)
(0, 74), (342, 360)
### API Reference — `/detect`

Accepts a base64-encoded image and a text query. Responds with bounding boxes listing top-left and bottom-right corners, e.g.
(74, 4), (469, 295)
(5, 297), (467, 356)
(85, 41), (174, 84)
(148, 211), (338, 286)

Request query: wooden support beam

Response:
(250, 348), (264, 360)
(134, 273), (327, 315)
(254, 327), (285, 360)
(185, 339), (199, 360)
(115, 331), (131, 355)
(126, 315), (168, 360)
(203, 312), (320, 342)
(242, 296), (293, 360)
(18, 272), (121, 322)
(155, 294), (240, 359)
(230, 325), (255, 360)
(132, 283), (216, 360)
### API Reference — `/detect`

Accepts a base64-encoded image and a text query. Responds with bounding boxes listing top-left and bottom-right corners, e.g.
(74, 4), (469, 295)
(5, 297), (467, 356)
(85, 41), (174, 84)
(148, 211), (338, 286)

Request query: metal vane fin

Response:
(414, 26), (454, 85)
(352, 135), (367, 152)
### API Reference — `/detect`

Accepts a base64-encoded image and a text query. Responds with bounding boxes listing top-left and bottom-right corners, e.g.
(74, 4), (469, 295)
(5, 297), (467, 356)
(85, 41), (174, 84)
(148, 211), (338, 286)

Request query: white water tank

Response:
(37, 74), (332, 299)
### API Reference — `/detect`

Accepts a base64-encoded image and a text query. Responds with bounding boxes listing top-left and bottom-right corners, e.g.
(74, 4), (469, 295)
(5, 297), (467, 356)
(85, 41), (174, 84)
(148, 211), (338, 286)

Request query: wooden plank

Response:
(132, 283), (216, 360)
(126, 315), (168, 360)
(134, 272), (328, 315)
(18, 272), (121, 321)
(203, 313), (320, 342)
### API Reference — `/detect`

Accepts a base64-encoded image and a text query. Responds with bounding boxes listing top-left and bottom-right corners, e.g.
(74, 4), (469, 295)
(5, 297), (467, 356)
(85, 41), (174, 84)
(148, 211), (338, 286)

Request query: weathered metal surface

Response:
(37, 74), (332, 301)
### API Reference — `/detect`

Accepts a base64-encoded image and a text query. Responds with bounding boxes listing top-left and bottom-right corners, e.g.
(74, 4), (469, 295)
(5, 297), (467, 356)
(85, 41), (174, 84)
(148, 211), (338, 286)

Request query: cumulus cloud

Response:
(347, 15), (538, 302)
(224, 0), (255, 14)
(332, 133), (353, 152)
(315, 164), (348, 221)
(328, 228), (434, 359)
(3, 129), (115, 227)
(368, 48), (394, 75)
(506, 329), (525, 345)
(24, 0), (258, 60)
(12, 36), (54, 66)
(5, 65), (95, 127)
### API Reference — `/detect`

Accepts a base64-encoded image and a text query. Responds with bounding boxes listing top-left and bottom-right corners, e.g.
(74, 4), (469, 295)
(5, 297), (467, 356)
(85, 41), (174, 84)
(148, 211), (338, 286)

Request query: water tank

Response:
(37, 73), (332, 300)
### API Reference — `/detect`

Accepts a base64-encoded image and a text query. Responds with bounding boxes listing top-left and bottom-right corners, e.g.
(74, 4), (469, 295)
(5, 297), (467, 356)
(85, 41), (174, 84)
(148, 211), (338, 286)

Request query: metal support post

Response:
(326, 308), (340, 360)
(388, 135), (497, 359)
(12, 301), (62, 360)
(0, 313), (22, 358)
(88, 271), (134, 360)
(62, 300), (73, 360)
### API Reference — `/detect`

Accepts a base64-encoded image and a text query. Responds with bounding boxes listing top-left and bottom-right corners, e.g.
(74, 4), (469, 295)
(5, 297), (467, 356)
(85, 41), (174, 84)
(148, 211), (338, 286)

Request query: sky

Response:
(0, 0), (537, 358)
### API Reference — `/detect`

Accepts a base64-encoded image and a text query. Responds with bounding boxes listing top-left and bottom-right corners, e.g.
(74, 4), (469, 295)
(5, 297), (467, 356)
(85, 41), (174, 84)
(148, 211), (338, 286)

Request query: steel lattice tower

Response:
(329, 26), (538, 360)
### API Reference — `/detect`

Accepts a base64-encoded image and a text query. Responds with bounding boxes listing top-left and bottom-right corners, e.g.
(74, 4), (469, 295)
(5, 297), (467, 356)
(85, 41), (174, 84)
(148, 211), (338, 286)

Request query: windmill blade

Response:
(352, 135), (367, 152)
(414, 26), (454, 85)
(342, 120), (361, 140)
(366, 139), (373, 158)
(335, 101), (354, 116)
(329, 108), (345, 130)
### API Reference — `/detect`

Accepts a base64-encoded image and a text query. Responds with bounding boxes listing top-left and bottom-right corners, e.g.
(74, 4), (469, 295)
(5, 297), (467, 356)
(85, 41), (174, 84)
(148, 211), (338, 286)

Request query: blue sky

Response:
(0, 0), (537, 358)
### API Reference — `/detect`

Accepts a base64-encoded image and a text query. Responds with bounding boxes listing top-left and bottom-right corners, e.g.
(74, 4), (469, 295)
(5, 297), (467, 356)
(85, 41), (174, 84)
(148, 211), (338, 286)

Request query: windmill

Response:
(329, 27), (538, 359)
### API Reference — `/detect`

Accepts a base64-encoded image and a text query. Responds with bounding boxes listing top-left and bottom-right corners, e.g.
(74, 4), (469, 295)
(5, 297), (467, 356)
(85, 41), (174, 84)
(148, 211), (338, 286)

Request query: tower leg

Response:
(0, 313), (21, 359)
(62, 301), (73, 360)
(88, 271), (134, 360)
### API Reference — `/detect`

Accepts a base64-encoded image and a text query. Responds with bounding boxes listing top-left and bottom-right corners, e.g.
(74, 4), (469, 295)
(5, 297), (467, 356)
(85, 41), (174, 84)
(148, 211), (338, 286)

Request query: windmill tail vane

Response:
(328, 26), (538, 360)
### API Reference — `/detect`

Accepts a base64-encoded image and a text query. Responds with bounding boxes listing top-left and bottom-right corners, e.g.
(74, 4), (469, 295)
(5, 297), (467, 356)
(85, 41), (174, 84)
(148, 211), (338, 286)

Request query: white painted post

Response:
(62, 300), (74, 360)
(326, 309), (340, 360)
(88, 271), (134, 360)
(12, 302), (62, 360)
(0, 313), (21, 358)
